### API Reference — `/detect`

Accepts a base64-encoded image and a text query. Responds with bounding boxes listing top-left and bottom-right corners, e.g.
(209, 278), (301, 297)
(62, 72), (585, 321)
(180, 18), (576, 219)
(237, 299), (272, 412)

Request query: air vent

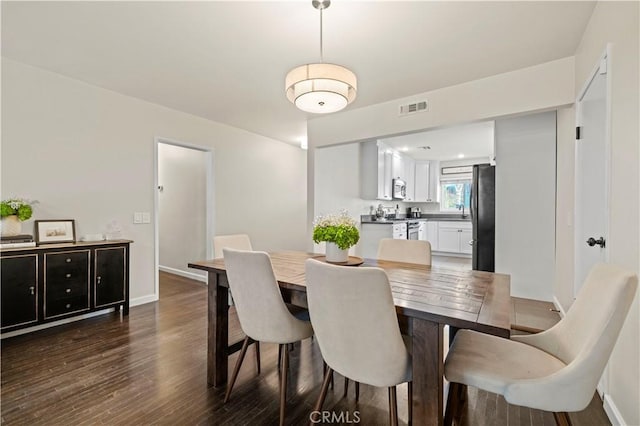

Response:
(418, 146), (431, 150)
(399, 100), (428, 116)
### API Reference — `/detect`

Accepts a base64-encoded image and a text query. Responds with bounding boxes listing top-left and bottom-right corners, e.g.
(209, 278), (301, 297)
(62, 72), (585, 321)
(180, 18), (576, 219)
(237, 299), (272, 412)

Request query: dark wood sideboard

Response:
(0, 239), (132, 333)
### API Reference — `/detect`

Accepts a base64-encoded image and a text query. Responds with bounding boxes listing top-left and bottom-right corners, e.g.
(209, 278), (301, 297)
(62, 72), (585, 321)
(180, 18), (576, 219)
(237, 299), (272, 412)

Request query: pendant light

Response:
(285, 0), (357, 114)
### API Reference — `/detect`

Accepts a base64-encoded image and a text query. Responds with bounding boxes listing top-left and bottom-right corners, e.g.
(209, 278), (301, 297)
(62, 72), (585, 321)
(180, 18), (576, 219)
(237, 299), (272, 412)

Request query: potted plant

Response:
(1, 198), (35, 237)
(313, 210), (360, 263)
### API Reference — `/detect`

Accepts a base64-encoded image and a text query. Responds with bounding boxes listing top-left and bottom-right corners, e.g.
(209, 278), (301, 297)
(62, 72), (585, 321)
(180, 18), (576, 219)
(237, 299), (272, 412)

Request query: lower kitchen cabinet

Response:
(1, 240), (131, 333)
(436, 222), (472, 255)
(360, 222), (407, 259)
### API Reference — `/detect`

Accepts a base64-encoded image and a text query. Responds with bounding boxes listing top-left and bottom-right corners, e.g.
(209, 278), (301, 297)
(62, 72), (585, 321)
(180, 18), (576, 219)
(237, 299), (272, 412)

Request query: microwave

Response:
(392, 178), (406, 200)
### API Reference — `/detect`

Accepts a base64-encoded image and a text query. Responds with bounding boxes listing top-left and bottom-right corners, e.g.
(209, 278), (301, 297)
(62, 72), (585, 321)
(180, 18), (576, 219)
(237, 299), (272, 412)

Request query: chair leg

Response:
(279, 344), (289, 426)
(255, 341), (261, 374)
(323, 361), (334, 390)
(343, 377), (349, 398)
(553, 412), (573, 426)
(444, 382), (461, 426)
(388, 386), (398, 426)
(313, 366), (334, 413)
(355, 381), (360, 402)
(224, 336), (251, 403)
(407, 381), (413, 426)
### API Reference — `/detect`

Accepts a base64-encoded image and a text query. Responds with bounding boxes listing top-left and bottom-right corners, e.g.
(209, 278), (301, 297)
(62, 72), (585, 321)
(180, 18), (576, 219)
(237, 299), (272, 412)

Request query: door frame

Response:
(153, 137), (215, 300)
(574, 45), (612, 298)
(573, 46), (612, 397)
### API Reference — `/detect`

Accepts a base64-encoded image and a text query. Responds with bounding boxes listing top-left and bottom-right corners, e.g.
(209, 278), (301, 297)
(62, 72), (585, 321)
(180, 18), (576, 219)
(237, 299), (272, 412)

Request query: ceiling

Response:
(380, 120), (494, 161)
(1, 1), (595, 145)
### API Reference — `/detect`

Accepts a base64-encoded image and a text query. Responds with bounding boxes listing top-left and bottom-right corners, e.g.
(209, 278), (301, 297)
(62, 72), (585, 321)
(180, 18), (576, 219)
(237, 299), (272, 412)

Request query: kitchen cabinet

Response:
(422, 221), (439, 250)
(1, 254), (38, 329)
(360, 222), (407, 259)
(437, 222), (472, 254)
(392, 152), (405, 181)
(404, 157), (416, 201)
(414, 160), (440, 202)
(0, 240), (131, 333)
(360, 141), (393, 200)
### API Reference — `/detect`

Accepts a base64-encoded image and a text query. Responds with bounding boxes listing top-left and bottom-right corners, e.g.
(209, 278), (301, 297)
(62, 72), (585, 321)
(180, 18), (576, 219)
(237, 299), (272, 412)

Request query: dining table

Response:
(188, 251), (511, 426)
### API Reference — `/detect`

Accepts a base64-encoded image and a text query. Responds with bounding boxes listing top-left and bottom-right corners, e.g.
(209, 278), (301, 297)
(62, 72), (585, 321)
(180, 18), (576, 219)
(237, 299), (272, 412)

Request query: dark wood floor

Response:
(1, 272), (610, 425)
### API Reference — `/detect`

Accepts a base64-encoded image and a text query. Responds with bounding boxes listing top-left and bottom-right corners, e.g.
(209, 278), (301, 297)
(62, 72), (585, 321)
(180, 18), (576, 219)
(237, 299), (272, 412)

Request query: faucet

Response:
(458, 204), (466, 218)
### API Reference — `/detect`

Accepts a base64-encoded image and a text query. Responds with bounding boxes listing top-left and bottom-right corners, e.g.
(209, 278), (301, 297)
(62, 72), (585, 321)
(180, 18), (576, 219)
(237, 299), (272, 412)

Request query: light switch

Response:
(142, 212), (151, 224)
(133, 212), (143, 224)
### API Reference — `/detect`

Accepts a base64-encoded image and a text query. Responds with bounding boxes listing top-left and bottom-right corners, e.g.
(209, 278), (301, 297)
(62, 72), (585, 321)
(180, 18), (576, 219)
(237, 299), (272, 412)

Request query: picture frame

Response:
(34, 220), (76, 244)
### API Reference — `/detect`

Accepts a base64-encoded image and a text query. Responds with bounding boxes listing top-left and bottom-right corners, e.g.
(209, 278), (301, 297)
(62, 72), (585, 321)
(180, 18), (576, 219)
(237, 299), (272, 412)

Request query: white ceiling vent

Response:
(399, 100), (428, 116)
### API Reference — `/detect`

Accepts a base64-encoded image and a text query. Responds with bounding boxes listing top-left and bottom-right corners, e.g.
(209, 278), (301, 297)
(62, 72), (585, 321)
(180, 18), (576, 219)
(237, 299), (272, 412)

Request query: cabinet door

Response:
(44, 250), (90, 319)
(426, 222), (439, 250)
(404, 157), (416, 201)
(437, 228), (460, 253)
(460, 229), (473, 254)
(428, 160), (440, 202)
(1, 254), (38, 329)
(414, 161), (430, 201)
(391, 152), (405, 181)
(95, 247), (126, 307)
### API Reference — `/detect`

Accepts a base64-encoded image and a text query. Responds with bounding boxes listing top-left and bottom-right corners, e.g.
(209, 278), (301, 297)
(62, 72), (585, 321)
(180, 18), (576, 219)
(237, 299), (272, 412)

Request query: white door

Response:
(574, 53), (610, 297)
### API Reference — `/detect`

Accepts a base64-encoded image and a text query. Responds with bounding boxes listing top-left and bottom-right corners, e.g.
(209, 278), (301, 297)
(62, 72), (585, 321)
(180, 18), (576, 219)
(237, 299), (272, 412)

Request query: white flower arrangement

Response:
(313, 210), (360, 250)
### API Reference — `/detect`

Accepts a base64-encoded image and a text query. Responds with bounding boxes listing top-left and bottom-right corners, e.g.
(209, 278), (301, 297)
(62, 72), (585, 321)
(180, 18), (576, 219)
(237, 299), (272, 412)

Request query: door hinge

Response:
(576, 126), (582, 140)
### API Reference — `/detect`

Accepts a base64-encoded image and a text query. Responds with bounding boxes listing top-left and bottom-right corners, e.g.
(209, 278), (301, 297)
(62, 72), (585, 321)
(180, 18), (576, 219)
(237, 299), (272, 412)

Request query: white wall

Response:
(1, 58), (308, 303)
(158, 143), (207, 278)
(570, 2), (639, 424)
(494, 111), (557, 301)
(307, 57), (574, 148)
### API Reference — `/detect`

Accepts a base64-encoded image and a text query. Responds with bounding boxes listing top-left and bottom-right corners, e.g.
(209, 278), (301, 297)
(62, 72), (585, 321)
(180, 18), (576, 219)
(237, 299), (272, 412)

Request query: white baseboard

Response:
(159, 265), (207, 283)
(552, 296), (567, 318)
(130, 294), (158, 307)
(603, 393), (626, 426)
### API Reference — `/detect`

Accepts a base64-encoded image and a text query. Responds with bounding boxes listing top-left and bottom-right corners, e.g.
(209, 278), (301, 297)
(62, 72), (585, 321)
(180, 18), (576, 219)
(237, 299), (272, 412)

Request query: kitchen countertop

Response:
(361, 214), (471, 224)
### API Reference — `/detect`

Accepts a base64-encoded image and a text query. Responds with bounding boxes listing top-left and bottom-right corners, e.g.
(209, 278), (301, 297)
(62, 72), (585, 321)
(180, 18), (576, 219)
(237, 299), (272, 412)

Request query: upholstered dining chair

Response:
(213, 233), (252, 258)
(443, 263), (638, 426)
(222, 248), (314, 426)
(377, 238), (432, 266)
(305, 259), (412, 426)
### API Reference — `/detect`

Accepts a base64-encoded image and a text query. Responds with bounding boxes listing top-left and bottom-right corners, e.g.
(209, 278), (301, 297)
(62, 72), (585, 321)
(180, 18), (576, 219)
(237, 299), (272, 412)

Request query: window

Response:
(440, 180), (471, 212)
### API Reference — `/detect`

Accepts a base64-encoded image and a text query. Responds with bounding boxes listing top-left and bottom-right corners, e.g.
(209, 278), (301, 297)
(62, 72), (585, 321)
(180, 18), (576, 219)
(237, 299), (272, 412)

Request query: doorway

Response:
(574, 49), (611, 298)
(154, 138), (214, 299)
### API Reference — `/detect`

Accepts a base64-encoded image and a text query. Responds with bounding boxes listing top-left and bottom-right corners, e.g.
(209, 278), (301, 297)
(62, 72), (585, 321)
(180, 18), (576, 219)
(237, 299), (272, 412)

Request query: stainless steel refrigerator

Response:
(471, 164), (495, 272)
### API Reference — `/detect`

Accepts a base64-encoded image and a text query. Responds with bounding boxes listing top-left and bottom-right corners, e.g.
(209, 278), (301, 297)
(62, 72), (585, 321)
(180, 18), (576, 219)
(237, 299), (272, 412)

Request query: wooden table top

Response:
(189, 250), (511, 337)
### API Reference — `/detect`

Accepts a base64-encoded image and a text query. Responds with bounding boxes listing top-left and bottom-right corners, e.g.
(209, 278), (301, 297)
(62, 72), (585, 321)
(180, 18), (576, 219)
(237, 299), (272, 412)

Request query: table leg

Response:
(208, 271), (229, 387)
(412, 319), (444, 426)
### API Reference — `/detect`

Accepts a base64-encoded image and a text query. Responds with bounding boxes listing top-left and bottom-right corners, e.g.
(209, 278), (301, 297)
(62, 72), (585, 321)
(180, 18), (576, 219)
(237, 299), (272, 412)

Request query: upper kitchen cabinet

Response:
(360, 141), (393, 200)
(404, 157), (416, 202)
(414, 160), (440, 202)
(391, 151), (405, 181)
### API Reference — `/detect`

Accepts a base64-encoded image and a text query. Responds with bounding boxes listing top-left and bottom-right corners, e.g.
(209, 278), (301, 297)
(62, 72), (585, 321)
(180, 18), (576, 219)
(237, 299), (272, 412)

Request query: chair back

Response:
(214, 234), (252, 258)
(509, 263), (637, 410)
(377, 238), (432, 265)
(223, 248), (311, 343)
(305, 259), (411, 387)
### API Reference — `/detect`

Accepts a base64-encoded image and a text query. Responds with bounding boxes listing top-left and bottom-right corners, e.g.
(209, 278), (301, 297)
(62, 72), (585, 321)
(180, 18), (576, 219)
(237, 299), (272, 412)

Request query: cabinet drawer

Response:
(46, 280), (89, 300)
(45, 294), (89, 318)
(45, 251), (90, 285)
